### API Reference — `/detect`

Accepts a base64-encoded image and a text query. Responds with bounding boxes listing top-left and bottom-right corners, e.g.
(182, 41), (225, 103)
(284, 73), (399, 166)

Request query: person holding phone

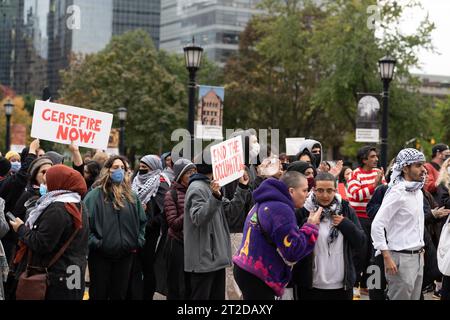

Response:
(184, 148), (251, 300)
(292, 173), (365, 300)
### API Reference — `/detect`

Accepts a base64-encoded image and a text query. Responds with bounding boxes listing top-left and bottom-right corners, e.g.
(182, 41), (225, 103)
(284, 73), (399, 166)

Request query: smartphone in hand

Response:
(5, 212), (16, 222)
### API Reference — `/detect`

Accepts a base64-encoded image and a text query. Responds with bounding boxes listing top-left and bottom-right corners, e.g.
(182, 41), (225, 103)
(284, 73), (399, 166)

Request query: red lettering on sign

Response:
(42, 109), (51, 121)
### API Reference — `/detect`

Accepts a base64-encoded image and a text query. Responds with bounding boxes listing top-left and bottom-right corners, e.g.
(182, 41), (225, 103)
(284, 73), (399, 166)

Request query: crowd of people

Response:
(0, 132), (449, 301)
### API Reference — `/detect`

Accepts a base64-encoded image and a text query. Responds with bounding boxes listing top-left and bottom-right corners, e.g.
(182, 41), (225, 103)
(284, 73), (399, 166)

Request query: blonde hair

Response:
(95, 156), (135, 210)
(436, 158), (450, 190)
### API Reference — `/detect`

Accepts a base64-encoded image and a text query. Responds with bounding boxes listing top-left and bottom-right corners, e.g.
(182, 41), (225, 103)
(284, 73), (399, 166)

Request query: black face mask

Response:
(282, 163), (289, 171)
(139, 169), (149, 175)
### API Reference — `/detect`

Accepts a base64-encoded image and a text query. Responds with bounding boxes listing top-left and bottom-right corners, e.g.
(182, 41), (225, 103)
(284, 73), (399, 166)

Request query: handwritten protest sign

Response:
(31, 100), (113, 150)
(211, 136), (245, 187)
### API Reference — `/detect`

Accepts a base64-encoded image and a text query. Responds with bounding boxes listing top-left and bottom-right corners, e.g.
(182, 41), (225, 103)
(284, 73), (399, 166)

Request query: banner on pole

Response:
(195, 85), (224, 140)
(356, 94), (380, 143)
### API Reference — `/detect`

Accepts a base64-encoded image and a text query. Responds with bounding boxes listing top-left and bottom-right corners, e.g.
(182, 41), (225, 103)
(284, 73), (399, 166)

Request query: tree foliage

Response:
(224, 0), (438, 161)
(59, 30), (187, 156)
(0, 95), (33, 153)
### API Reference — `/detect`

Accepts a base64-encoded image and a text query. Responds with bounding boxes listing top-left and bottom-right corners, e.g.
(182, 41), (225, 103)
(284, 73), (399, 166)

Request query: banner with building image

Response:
(195, 85), (224, 140)
(355, 93), (381, 143)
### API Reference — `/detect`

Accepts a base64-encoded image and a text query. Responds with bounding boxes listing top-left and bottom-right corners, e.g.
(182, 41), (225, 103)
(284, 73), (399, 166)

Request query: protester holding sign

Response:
(221, 130), (261, 233)
(184, 148), (251, 300)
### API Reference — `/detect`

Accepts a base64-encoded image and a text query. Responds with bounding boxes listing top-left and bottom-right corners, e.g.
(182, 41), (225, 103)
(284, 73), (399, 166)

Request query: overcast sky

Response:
(403, 0), (450, 76)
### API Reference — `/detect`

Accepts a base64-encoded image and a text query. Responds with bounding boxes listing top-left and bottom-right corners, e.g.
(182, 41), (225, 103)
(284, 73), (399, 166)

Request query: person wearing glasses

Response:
(293, 172), (366, 300)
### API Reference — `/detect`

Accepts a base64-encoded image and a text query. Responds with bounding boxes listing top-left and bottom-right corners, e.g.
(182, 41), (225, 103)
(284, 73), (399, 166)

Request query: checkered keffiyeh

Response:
(387, 148), (426, 194)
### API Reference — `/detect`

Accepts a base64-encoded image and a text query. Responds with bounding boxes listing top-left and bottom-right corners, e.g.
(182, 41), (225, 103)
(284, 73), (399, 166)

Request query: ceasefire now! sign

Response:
(31, 100), (113, 150)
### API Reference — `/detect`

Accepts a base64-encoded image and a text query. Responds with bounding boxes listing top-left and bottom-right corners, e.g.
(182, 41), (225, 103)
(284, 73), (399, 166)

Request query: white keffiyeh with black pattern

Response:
(387, 148), (426, 195)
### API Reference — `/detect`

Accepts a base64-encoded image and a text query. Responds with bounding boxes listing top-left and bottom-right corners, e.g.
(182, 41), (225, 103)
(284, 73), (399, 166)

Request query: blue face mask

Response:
(111, 169), (125, 184)
(39, 184), (47, 196)
(10, 162), (21, 173)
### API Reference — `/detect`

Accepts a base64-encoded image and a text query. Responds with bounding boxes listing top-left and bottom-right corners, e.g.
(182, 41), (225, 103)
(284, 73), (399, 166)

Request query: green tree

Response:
(224, 0), (436, 162)
(59, 30), (187, 156)
(439, 96), (450, 143)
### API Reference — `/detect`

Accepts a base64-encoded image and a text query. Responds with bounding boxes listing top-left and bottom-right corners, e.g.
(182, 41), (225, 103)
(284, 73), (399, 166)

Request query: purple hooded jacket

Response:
(233, 178), (318, 297)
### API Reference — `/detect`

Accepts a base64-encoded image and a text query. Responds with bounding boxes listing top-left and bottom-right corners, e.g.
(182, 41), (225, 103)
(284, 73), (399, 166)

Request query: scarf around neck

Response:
(14, 190), (83, 265)
(304, 192), (343, 248)
(132, 170), (162, 205)
(25, 190), (81, 228)
(387, 148), (426, 196)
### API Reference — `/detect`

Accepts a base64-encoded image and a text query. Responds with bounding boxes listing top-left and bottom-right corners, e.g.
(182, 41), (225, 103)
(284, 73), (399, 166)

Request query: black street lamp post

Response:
(4, 99), (14, 152)
(118, 107), (127, 156)
(183, 39), (204, 156)
(378, 56), (396, 170)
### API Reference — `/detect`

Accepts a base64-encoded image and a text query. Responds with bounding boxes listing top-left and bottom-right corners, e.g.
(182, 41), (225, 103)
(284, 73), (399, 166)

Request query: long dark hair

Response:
(338, 166), (352, 184)
(85, 160), (101, 188)
(95, 155), (135, 209)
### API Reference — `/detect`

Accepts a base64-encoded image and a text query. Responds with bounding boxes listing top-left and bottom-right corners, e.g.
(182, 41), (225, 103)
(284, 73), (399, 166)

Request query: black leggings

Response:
(233, 265), (275, 300)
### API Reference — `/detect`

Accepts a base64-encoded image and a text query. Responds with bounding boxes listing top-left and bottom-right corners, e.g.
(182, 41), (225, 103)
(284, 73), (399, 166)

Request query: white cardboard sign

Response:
(211, 136), (245, 187)
(31, 100), (113, 150)
(285, 137), (306, 156)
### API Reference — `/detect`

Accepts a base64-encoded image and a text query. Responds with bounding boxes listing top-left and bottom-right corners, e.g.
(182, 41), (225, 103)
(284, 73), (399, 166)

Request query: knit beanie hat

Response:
(173, 159), (196, 182)
(45, 151), (64, 165)
(28, 157), (53, 185)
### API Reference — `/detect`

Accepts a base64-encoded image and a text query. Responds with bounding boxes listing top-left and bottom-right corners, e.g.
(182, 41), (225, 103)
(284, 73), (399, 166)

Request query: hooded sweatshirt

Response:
(233, 178), (319, 297)
(296, 139), (323, 169)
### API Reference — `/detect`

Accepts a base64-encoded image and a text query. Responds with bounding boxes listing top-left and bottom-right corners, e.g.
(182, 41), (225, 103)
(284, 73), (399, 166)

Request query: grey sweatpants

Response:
(385, 251), (424, 300)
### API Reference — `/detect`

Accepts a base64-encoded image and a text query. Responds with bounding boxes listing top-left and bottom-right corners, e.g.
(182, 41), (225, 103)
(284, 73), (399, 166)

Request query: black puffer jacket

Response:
(292, 200), (366, 290)
(16, 202), (89, 285)
(0, 153), (37, 213)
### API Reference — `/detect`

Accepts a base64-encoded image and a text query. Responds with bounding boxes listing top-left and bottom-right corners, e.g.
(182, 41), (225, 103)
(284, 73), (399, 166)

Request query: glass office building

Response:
(1, 0), (161, 96)
(0, 0), (20, 88)
(160, 0), (262, 64)
(47, 0), (161, 95)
